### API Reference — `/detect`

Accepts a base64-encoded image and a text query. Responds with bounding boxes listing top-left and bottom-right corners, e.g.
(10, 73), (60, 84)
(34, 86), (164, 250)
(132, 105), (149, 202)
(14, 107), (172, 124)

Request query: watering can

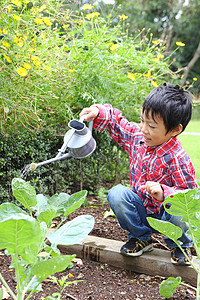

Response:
(29, 115), (96, 171)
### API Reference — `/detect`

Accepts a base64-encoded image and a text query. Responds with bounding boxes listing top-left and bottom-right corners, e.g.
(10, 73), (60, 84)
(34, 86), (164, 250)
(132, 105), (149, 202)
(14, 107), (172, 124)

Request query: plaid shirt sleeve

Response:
(161, 155), (198, 198)
(92, 104), (140, 154)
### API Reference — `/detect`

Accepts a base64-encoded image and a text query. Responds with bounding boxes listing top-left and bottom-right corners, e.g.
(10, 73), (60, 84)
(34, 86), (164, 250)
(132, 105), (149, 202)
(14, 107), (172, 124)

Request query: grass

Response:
(178, 119), (200, 183)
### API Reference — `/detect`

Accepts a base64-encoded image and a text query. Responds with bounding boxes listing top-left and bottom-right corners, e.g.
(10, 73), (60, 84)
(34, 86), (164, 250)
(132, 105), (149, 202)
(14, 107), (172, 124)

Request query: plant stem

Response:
(180, 281), (197, 292)
(0, 273), (17, 300)
(22, 275), (37, 299)
(197, 271), (200, 300)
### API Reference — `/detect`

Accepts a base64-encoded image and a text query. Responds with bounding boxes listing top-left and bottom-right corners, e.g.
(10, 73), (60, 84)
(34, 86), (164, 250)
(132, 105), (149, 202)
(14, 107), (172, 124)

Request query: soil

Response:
(0, 196), (196, 300)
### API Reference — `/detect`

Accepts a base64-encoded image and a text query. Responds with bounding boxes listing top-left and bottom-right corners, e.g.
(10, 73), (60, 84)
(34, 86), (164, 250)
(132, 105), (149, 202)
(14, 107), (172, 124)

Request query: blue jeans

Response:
(107, 184), (192, 248)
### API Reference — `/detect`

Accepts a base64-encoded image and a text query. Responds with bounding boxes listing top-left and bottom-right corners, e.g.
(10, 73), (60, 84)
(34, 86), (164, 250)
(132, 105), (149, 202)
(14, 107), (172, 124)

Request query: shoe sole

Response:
(120, 244), (153, 257)
(171, 257), (192, 266)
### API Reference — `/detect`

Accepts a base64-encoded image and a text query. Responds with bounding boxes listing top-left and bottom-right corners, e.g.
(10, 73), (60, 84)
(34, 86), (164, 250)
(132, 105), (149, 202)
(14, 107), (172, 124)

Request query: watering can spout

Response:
(29, 114), (96, 171)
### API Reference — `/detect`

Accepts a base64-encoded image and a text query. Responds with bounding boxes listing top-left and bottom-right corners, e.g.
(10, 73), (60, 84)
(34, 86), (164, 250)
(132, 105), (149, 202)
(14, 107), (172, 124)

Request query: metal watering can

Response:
(29, 115), (96, 171)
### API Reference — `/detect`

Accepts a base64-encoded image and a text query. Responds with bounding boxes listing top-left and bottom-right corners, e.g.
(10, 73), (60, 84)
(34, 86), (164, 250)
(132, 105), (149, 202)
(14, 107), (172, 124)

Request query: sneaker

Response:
(170, 247), (192, 266)
(120, 238), (153, 256)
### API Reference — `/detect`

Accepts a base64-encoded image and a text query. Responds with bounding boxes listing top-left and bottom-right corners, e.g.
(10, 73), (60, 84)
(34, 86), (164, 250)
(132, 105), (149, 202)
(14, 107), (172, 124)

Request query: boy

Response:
(80, 83), (198, 266)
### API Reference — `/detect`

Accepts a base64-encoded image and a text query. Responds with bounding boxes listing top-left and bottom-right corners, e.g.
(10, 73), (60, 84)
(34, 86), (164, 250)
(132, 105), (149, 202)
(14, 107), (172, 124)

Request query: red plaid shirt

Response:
(93, 104), (198, 214)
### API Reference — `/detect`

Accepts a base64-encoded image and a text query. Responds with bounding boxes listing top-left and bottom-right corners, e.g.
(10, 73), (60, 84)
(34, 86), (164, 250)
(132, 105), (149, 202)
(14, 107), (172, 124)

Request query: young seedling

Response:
(147, 187), (200, 299)
(0, 178), (94, 300)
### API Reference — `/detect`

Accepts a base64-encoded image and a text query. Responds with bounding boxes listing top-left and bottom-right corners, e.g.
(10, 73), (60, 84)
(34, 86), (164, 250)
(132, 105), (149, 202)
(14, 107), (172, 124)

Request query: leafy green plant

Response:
(45, 274), (83, 300)
(1, 0), (176, 133)
(147, 188), (200, 299)
(0, 178), (94, 300)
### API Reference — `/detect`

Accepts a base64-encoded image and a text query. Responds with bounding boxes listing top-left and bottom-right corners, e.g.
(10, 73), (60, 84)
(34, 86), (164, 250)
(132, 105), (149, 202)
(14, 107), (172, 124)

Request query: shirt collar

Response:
(156, 136), (179, 157)
(141, 136), (179, 156)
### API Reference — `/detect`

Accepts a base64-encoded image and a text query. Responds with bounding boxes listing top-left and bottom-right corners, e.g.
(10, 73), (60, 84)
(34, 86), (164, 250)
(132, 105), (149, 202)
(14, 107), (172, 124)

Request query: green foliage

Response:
(0, 129), (130, 203)
(0, 0), (174, 132)
(0, 178), (94, 300)
(147, 188), (200, 299)
(45, 274), (84, 300)
(159, 277), (182, 298)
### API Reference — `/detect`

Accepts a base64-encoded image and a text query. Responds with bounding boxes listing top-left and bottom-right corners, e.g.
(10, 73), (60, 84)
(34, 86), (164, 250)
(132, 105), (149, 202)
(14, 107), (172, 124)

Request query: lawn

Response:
(178, 120), (200, 183)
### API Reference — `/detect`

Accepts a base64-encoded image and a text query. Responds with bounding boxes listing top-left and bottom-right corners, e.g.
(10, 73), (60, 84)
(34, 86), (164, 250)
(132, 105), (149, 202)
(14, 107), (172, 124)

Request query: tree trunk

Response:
(181, 42), (200, 86)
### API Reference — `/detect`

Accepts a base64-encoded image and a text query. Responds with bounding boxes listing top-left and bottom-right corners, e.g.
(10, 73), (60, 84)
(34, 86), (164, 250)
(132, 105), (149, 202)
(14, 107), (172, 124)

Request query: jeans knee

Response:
(107, 184), (129, 210)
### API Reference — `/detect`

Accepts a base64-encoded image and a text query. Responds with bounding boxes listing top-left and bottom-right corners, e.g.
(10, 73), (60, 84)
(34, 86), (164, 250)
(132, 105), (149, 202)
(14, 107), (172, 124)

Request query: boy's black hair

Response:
(142, 83), (192, 134)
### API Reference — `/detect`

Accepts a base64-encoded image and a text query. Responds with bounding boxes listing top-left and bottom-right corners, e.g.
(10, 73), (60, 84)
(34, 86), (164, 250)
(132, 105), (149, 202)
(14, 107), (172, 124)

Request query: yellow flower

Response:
(31, 55), (39, 61)
(85, 12), (100, 19)
(176, 41), (185, 47)
(16, 67), (28, 77)
(43, 17), (53, 26)
(13, 14), (22, 21)
(33, 60), (40, 67)
(14, 36), (24, 47)
(43, 66), (52, 71)
(127, 73), (135, 80)
(2, 41), (10, 47)
(34, 18), (43, 24)
(119, 14), (128, 20)
(30, 7), (39, 15)
(2, 29), (8, 34)
(3, 54), (11, 63)
(82, 4), (93, 10)
(151, 80), (158, 88)
(193, 77), (197, 81)
(110, 44), (119, 51)
(152, 57), (159, 61)
(157, 54), (164, 59)
(69, 273), (74, 277)
(181, 74), (184, 79)
(6, 5), (12, 12)
(68, 69), (75, 73)
(23, 62), (31, 69)
(63, 24), (70, 29)
(152, 40), (160, 45)
(29, 47), (36, 52)
(147, 70), (151, 78)
(39, 4), (47, 12)
(11, 0), (21, 7)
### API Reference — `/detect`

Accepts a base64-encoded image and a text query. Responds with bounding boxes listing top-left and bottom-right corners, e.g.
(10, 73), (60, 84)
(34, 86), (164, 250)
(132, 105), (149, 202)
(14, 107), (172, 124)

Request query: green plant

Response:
(0, 178), (94, 300)
(45, 274), (83, 300)
(1, 0), (175, 133)
(147, 188), (200, 299)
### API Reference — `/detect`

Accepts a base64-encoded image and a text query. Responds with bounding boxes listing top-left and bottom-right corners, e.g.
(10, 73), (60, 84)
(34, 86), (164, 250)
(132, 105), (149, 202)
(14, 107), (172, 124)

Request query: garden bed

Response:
(0, 196), (196, 299)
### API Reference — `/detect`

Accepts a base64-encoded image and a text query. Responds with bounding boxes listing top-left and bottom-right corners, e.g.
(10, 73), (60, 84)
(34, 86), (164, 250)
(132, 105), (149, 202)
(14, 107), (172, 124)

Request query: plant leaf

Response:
(147, 217), (182, 242)
(164, 188), (200, 243)
(159, 277), (182, 298)
(31, 255), (75, 283)
(63, 190), (87, 217)
(0, 214), (43, 262)
(48, 193), (70, 215)
(12, 178), (37, 212)
(47, 215), (94, 246)
(0, 202), (24, 222)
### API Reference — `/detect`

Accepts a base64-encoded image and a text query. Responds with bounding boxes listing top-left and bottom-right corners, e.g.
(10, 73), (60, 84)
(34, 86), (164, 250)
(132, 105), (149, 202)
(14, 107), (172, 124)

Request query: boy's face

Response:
(139, 111), (178, 147)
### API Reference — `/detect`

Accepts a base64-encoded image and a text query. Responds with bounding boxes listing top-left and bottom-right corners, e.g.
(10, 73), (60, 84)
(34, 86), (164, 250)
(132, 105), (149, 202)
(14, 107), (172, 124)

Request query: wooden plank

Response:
(57, 235), (198, 287)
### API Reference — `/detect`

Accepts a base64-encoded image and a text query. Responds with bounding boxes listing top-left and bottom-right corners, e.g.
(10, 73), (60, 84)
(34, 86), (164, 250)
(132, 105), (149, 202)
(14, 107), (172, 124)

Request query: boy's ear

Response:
(171, 124), (183, 136)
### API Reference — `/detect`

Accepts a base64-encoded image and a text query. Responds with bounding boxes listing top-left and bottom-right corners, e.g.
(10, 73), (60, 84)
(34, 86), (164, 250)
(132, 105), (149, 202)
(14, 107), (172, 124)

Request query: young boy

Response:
(80, 83), (198, 266)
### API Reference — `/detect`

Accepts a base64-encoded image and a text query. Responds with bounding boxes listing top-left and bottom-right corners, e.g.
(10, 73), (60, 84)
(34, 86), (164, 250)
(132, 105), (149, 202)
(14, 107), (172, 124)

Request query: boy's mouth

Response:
(143, 135), (151, 142)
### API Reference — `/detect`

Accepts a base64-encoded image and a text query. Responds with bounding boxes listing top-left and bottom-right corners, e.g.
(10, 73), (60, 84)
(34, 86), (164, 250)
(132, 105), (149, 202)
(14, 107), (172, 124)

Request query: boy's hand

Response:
(80, 106), (99, 122)
(141, 181), (164, 202)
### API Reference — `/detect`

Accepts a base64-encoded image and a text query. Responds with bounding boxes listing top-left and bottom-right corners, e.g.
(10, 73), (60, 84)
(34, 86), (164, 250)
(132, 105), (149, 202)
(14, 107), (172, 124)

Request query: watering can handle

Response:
(79, 114), (94, 132)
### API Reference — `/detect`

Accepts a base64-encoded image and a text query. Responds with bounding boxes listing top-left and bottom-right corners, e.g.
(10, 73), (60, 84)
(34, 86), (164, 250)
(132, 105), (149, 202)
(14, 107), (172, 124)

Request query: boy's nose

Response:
(140, 123), (148, 134)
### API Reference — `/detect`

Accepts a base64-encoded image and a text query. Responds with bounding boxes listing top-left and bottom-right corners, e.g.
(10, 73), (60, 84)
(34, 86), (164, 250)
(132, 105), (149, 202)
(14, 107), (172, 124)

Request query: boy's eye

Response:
(149, 125), (155, 129)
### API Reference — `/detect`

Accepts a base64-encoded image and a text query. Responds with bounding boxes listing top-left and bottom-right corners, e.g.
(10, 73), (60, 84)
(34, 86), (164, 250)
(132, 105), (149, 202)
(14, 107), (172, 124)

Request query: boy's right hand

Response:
(79, 106), (99, 122)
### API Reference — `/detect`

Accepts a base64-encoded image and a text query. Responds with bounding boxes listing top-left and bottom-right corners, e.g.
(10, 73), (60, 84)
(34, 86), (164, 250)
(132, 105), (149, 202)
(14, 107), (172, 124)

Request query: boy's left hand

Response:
(141, 181), (164, 202)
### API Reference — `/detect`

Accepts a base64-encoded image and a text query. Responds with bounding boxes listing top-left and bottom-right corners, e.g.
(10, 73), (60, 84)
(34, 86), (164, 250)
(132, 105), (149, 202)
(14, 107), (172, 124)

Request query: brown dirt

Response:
(0, 196), (196, 300)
